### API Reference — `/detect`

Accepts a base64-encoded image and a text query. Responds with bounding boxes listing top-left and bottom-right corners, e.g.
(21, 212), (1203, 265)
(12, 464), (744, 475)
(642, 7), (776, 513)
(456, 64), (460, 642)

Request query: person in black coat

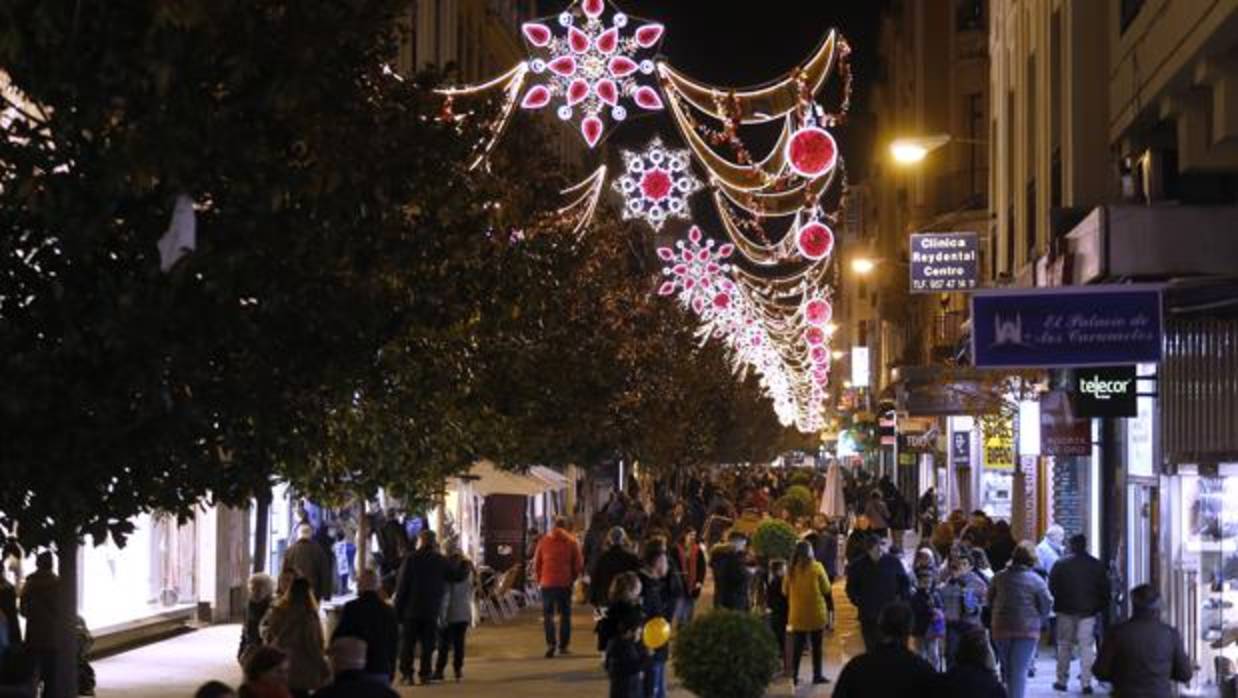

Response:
(590, 528), (641, 608)
(831, 602), (938, 698)
(710, 532), (753, 612)
(1094, 585), (1192, 698)
(332, 569), (399, 684)
(1048, 534), (1110, 693)
(314, 638), (399, 698)
(935, 626), (1006, 698)
(238, 573), (274, 663)
(393, 530), (447, 685)
(846, 536), (912, 651)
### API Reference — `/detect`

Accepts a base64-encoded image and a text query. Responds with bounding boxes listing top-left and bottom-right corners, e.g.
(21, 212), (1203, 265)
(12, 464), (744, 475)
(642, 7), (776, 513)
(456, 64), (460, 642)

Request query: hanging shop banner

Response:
(851, 346), (871, 388)
(951, 431), (972, 466)
(1073, 365), (1138, 418)
(910, 232), (979, 293)
(982, 416), (1014, 471)
(971, 286), (1163, 368)
(1039, 390), (1090, 456)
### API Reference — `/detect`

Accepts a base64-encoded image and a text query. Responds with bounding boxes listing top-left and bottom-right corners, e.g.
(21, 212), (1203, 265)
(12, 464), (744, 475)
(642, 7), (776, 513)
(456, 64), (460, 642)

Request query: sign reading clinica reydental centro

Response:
(910, 232), (979, 293)
(1074, 365), (1138, 418)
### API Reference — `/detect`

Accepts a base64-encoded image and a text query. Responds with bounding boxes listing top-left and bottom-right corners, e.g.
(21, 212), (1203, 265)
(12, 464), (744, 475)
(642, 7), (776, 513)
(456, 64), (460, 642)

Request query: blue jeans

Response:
(995, 637), (1038, 698)
(642, 658), (667, 698)
(541, 586), (572, 650)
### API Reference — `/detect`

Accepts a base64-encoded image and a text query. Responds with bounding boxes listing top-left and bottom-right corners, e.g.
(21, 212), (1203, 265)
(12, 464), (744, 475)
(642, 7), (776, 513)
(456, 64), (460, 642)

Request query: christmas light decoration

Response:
(433, 2), (855, 432)
(554, 165), (609, 237)
(519, 1), (665, 147)
(614, 138), (702, 231)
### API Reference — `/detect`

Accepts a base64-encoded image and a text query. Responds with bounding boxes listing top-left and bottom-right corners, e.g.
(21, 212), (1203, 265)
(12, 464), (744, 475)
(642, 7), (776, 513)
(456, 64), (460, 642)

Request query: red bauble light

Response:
(805, 326), (826, 346)
(804, 298), (833, 326)
(796, 221), (835, 260)
(713, 292), (731, 310)
(786, 126), (838, 178)
(811, 347), (829, 364)
(640, 168), (673, 201)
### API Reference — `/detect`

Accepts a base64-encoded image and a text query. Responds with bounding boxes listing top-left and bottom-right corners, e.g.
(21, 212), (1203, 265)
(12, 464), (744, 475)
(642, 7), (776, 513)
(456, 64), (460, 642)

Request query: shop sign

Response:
(951, 431), (971, 466)
(971, 286), (1162, 368)
(851, 346), (871, 388)
(1126, 364), (1156, 477)
(1074, 365), (1138, 418)
(1039, 390), (1090, 456)
(982, 416), (1014, 471)
(910, 232), (979, 293)
(898, 426), (938, 453)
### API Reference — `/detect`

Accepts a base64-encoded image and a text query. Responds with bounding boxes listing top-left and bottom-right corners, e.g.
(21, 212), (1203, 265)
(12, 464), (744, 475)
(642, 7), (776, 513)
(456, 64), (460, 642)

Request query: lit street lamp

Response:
(890, 133), (988, 167)
(851, 257), (878, 275)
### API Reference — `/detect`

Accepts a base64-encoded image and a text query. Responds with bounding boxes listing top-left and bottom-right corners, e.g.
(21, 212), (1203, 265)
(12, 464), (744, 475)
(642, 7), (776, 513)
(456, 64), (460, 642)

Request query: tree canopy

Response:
(0, 0), (805, 554)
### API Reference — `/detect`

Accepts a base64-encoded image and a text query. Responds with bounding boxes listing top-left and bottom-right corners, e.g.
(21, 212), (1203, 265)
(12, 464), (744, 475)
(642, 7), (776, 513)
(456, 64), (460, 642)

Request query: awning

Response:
(459, 460), (551, 497)
(529, 465), (570, 490)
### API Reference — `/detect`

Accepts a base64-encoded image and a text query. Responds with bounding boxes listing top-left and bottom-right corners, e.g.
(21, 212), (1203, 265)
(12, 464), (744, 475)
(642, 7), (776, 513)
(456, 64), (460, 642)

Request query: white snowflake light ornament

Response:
(615, 138), (702, 231)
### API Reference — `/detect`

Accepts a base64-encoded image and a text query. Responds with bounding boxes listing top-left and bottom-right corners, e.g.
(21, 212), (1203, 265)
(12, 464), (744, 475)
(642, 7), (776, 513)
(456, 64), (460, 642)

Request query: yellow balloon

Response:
(643, 617), (672, 650)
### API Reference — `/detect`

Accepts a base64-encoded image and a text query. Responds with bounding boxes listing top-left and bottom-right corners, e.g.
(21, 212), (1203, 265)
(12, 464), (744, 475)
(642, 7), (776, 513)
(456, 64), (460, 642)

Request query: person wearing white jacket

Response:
(434, 542), (475, 683)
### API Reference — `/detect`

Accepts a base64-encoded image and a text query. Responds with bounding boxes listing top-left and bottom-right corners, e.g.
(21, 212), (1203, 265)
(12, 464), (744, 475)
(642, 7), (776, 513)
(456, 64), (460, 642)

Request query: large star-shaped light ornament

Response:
(614, 138), (702, 231)
(519, 0), (666, 148)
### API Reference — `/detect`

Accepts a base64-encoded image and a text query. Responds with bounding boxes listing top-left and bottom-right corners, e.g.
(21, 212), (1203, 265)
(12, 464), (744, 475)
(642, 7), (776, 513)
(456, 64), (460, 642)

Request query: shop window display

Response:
(1171, 465), (1238, 697)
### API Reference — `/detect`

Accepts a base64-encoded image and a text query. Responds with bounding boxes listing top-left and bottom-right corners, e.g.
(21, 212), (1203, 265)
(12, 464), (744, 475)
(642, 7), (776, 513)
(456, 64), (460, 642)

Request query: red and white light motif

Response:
(520, 0), (665, 148)
(615, 138), (702, 231)
(656, 226), (735, 314)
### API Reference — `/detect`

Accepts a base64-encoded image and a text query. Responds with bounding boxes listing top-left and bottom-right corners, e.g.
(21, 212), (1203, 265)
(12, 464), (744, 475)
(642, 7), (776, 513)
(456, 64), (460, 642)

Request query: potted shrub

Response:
(774, 485), (816, 520)
(672, 610), (780, 698)
(751, 518), (798, 562)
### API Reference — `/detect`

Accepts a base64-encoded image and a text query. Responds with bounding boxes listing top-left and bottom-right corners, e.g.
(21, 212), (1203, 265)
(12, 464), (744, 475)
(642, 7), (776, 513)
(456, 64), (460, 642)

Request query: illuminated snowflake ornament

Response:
(614, 138), (702, 231)
(656, 226), (735, 314)
(520, 0), (666, 148)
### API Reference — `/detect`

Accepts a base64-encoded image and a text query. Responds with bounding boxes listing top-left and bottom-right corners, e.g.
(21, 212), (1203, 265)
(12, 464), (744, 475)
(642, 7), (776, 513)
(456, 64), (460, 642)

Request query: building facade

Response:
(836, 0), (991, 519)
(989, 1), (1238, 694)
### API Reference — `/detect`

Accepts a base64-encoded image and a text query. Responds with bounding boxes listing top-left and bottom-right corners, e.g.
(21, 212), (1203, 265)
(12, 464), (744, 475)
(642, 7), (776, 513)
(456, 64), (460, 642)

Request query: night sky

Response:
(594, 0), (888, 180)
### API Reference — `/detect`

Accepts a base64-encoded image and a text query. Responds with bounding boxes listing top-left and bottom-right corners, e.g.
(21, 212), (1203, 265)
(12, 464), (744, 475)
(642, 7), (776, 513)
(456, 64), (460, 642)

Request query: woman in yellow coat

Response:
(784, 540), (831, 687)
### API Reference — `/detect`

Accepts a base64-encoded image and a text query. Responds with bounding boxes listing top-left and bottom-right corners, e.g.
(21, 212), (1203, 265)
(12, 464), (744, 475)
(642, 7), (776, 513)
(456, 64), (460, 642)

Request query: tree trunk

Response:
(356, 498), (370, 571)
(253, 488), (272, 574)
(53, 535), (79, 698)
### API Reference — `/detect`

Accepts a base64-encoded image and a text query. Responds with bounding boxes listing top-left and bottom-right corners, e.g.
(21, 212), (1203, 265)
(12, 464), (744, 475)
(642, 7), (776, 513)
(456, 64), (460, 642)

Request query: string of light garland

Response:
(431, 0), (854, 432)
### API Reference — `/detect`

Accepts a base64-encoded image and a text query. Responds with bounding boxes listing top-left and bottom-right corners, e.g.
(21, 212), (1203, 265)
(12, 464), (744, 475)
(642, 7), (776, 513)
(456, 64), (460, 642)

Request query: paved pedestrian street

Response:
(92, 581), (1083, 697)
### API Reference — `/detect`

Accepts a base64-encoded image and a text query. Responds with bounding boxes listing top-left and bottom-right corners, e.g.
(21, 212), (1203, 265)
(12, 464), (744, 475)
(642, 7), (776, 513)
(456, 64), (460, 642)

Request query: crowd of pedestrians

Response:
(1, 464), (1203, 698)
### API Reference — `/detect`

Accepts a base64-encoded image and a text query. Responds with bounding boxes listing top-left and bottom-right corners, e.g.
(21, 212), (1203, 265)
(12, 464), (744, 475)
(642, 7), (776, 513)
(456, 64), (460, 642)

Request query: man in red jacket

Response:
(534, 516), (584, 658)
